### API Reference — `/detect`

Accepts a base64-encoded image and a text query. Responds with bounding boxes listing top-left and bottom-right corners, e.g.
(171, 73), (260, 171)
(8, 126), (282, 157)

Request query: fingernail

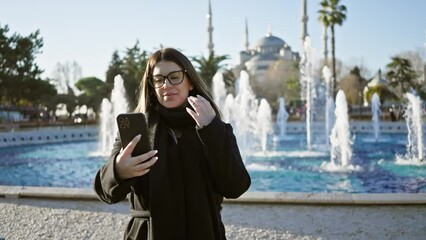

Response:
(136, 134), (141, 139)
(154, 150), (158, 154)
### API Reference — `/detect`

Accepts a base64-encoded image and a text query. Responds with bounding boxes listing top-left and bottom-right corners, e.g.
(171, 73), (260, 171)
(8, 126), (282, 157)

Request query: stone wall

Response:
(0, 126), (98, 148)
(0, 121), (412, 148)
(275, 121), (409, 133)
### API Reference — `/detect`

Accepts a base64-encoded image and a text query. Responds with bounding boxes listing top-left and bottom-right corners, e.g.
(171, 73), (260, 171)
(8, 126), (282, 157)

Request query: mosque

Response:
(237, 27), (301, 81)
(205, 0), (310, 82)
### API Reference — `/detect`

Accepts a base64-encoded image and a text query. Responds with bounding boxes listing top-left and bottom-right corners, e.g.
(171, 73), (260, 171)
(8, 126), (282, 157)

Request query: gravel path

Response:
(1, 197), (426, 239)
(0, 198), (318, 240)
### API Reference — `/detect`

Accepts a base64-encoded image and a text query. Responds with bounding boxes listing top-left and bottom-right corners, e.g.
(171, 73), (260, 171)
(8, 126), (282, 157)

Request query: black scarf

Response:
(146, 103), (217, 240)
(155, 103), (195, 128)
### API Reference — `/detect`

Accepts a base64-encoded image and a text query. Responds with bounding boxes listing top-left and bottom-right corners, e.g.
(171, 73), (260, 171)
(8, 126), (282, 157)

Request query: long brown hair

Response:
(135, 48), (221, 118)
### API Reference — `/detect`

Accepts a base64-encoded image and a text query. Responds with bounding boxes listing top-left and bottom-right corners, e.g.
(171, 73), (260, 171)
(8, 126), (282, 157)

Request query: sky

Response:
(1, 0), (426, 81)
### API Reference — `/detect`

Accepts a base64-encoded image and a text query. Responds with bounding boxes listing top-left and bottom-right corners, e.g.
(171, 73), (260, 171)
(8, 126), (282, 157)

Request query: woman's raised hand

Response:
(186, 95), (216, 128)
(115, 134), (158, 180)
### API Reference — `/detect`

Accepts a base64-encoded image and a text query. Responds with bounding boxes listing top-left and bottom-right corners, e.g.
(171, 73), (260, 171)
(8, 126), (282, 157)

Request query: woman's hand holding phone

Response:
(115, 134), (158, 180)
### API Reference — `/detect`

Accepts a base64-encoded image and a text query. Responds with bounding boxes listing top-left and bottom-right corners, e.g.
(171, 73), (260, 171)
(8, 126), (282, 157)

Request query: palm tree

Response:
(318, 0), (347, 97)
(192, 51), (229, 91)
(386, 56), (418, 100)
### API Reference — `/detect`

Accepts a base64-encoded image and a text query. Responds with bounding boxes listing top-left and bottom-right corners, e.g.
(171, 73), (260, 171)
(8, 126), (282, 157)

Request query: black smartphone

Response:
(116, 112), (151, 156)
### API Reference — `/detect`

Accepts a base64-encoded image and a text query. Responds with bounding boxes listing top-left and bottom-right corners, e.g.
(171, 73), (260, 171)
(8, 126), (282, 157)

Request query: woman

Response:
(94, 48), (251, 240)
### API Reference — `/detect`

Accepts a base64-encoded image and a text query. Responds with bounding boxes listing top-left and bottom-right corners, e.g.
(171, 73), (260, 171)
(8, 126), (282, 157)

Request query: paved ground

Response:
(1, 197), (426, 240)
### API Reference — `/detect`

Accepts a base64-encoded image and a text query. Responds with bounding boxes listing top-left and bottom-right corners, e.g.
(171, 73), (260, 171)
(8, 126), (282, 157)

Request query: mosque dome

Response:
(256, 33), (285, 48)
(255, 32), (285, 54)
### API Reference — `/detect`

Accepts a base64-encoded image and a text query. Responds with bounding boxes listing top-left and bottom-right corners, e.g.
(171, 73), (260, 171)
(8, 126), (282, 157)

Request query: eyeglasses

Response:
(149, 70), (187, 88)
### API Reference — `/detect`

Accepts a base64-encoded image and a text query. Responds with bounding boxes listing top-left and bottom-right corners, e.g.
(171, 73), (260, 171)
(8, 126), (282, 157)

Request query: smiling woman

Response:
(94, 48), (251, 240)
(151, 61), (194, 108)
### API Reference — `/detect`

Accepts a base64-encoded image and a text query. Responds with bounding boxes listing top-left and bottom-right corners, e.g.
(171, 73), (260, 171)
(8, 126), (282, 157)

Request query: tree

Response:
(256, 59), (300, 110)
(0, 24), (50, 106)
(222, 69), (237, 95)
(27, 78), (57, 106)
(339, 67), (371, 118)
(192, 51), (229, 91)
(75, 77), (108, 114)
(52, 61), (82, 94)
(397, 49), (425, 83)
(105, 50), (123, 97)
(386, 56), (419, 100)
(339, 67), (368, 104)
(104, 41), (149, 110)
(55, 93), (77, 118)
(121, 42), (148, 110)
(318, 0), (347, 97)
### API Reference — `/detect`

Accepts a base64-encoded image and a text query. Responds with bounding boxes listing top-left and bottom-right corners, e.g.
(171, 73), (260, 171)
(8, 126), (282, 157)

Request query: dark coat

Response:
(94, 117), (251, 240)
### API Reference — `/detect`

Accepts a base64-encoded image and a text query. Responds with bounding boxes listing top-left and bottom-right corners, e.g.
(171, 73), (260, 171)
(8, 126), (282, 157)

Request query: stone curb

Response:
(225, 191), (426, 205)
(1, 185), (426, 205)
(0, 186), (96, 200)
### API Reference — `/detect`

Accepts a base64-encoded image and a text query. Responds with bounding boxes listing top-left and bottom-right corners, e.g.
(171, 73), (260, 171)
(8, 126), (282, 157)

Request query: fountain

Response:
(299, 36), (319, 150)
(322, 90), (360, 172)
(212, 71), (227, 110)
(396, 92), (425, 165)
(213, 71), (273, 153)
(98, 99), (113, 155)
(256, 99), (273, 152)
(97, 75), (129, 155)
(222, 94), (234, 123)
(323, 66), (335, 150)
(274, 97), (289, 141)
(371, 93), (381, 142)
(300, 36), (331, 150)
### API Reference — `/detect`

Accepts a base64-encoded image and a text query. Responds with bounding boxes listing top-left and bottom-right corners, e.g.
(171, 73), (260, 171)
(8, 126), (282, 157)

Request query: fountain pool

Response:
(0, 131), (425, 193)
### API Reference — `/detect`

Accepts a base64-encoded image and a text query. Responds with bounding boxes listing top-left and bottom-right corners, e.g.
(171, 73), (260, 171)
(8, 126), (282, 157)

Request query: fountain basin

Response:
(0, 125), (425, 193)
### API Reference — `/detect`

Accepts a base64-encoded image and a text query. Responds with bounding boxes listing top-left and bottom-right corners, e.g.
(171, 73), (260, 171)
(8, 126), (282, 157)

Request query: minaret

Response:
(207, 0), (214, 56)
(301, 0), (308, 48)
(244, 18), (249, 51)
(322, 24), (328, 65)
(424, 28), (426, 82)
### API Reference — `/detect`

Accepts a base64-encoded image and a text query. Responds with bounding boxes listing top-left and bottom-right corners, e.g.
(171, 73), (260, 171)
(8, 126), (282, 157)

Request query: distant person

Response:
(389, 107), (397, 122)
(94, 48), (251, 240)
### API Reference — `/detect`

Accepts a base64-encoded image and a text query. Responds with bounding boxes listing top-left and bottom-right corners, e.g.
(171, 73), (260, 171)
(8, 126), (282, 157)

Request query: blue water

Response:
(246, 133), (426, 193)
(0, 133), (425, 193)
(0, 141), (105, 188)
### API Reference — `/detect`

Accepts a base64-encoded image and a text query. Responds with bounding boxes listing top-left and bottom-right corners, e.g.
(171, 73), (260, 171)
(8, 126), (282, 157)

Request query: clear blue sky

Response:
(1, 0), (425, 80)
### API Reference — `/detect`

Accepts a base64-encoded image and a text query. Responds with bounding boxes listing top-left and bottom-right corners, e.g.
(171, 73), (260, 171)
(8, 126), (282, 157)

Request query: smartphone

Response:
(116, 112), (151, 156)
